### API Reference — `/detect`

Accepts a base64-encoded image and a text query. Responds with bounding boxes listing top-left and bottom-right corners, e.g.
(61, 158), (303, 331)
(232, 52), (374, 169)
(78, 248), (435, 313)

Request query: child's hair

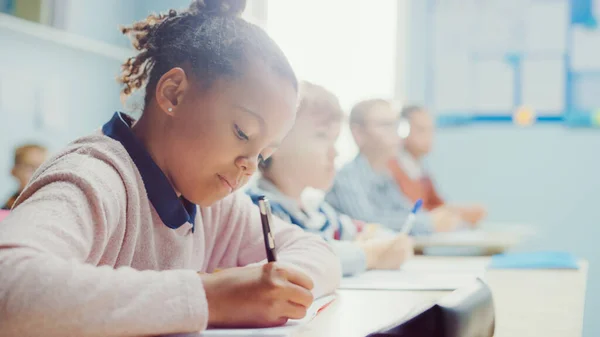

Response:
(259, 81), (342, 172)
(399, 104), (425, 120)
(118, 0), (297, 105)
(349, 99), (391, 125)
(296, 81), (343, 121)
(13, 144), (47, 166)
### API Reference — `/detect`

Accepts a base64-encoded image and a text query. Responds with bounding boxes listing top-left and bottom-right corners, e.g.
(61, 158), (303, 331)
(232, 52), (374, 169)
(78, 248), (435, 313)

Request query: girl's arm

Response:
(226, 194), (341, 297)
(0, 157), (208, 337)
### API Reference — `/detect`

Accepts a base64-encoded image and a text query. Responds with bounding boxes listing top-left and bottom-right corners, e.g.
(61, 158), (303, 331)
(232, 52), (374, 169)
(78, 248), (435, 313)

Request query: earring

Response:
(167, 107), (173, 112)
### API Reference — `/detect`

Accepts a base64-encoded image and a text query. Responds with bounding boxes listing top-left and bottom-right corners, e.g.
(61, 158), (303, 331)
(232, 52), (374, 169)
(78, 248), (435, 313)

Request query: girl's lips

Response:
(217, 175), (234, 193)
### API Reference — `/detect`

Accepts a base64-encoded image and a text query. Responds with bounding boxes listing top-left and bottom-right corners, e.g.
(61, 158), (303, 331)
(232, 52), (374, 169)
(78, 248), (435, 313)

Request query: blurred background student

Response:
(326, 99), (462, 234)
(248, 82), (413, 276)
(390, 105), (486, 226)
(3, 144), (47, 210)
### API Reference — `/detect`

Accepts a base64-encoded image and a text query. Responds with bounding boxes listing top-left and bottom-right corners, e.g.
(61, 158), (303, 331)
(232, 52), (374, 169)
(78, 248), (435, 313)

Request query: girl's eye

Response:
(234, 124), (249, 141)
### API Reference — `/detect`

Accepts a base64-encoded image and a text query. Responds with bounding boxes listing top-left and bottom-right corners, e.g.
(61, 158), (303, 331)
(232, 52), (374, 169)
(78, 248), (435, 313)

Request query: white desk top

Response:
(414, 225), (536, 256)
(297, 256), (588, 337)
(296, 290), (445, 337)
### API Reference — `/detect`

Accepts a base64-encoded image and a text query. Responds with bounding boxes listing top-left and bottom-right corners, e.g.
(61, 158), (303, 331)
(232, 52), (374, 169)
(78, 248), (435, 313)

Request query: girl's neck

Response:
(131, 111), (181, 196)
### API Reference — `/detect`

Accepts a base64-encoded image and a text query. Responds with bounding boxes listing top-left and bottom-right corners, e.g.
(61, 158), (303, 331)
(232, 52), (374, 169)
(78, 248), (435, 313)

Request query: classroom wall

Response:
(406, 1), (600, 336)
(61, 0), (136, 47)
(0, 30), (124, 200)
(0, 1), (137, 201)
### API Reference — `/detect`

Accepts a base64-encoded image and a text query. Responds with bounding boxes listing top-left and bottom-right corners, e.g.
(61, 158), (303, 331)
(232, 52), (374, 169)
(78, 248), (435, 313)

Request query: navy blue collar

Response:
(102, 112), (197, 231)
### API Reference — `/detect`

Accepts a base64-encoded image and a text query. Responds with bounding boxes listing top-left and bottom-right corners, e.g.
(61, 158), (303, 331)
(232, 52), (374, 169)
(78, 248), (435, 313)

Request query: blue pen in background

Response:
(401, 199), (423, 234)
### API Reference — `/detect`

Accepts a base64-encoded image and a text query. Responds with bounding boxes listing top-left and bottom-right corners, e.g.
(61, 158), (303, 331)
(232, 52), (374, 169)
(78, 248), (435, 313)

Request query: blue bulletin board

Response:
(424, 0), (600, 127)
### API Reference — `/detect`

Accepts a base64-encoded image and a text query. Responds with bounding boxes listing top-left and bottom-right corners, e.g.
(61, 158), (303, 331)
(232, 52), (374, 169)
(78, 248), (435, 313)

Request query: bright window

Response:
(266, 0), (401, 165)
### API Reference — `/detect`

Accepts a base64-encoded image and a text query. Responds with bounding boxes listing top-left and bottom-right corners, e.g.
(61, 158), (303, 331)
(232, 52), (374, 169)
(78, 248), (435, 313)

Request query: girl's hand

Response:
(457, 205), (487, 226)
(199, 262), (314, 328)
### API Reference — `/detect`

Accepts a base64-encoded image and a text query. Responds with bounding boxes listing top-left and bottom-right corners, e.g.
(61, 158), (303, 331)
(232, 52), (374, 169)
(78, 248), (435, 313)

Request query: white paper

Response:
(471, 0), (525, 54)
(524, 0), (568, 53)
(339, 270), (481, 291)
(433, 53), (473, 112)
(573, 74), (600, 109)
(433, 6), (475, 53)
(472, 59), (515, 112)
(521, 57), (565, 113)
(571, 27), (600, 71)
(169, 295), (336, 337)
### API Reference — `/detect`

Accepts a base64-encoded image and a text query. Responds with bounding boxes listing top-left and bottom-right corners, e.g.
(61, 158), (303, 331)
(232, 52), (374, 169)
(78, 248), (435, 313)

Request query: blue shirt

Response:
(325, 154), (433, 235)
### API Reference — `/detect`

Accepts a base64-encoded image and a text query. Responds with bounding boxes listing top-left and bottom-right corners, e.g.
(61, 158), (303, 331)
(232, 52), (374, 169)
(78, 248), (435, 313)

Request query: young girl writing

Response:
(247, 82), (414, 276)
(0, 1), (341, 336)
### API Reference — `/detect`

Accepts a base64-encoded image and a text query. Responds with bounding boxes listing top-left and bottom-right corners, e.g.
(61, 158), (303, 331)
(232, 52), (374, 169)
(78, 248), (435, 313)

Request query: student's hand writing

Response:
(431, 206), (461, 232)
(199, 262), (314, 328)
(457, 205), (487, 226)
(360, 234), (414, 270)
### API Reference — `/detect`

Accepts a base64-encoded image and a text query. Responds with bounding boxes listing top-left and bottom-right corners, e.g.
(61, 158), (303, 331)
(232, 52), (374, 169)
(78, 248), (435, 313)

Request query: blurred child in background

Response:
(248, 82), (413, 276)
(391, 105), (486, 226)
(326, 99), (463, 233)
(2, 143), (47, 210)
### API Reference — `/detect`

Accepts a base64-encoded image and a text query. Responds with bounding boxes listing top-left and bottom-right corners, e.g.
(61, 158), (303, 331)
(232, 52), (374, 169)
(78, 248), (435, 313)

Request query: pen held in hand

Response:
(258, 196), (277, 262)
(401, 199), (423, 235)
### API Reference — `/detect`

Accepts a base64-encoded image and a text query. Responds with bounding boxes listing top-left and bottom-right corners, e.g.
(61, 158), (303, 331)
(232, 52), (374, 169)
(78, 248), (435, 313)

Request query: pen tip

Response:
(413, 199), (423, 213)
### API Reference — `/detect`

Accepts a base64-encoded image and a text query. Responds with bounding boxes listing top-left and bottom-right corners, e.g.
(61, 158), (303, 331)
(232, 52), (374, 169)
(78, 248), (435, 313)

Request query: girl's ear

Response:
(155, 67), (189, 115)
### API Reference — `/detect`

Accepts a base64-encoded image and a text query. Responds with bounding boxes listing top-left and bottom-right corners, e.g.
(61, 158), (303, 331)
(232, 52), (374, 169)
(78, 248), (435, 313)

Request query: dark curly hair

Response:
(117, 0), (297, 105)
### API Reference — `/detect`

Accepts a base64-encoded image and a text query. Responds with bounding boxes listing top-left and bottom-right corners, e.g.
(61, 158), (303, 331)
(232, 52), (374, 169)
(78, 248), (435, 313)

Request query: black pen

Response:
(258, 196), (277, 262)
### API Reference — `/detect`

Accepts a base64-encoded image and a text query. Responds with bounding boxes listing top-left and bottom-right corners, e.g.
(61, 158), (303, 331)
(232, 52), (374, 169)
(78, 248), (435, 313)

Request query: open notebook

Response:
(165, 294), (336, 337)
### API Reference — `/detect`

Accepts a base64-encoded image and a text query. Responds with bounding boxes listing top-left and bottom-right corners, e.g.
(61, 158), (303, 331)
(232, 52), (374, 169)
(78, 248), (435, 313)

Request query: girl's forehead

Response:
(232, 64), (297, 107)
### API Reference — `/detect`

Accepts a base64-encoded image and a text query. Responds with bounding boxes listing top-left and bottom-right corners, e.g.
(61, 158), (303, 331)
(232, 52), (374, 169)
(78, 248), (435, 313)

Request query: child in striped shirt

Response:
(247, 81), (413, 276)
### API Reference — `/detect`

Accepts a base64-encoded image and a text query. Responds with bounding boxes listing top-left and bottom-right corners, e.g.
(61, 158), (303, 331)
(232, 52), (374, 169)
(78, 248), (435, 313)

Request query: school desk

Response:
(296, 256), (588, 337)
(413, 224), (536, 256)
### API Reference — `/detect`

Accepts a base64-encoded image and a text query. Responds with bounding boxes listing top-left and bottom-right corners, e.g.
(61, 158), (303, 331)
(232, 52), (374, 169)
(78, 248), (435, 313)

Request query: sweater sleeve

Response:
(230, 194), (341, 297)
(0, 155), (207, 337)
